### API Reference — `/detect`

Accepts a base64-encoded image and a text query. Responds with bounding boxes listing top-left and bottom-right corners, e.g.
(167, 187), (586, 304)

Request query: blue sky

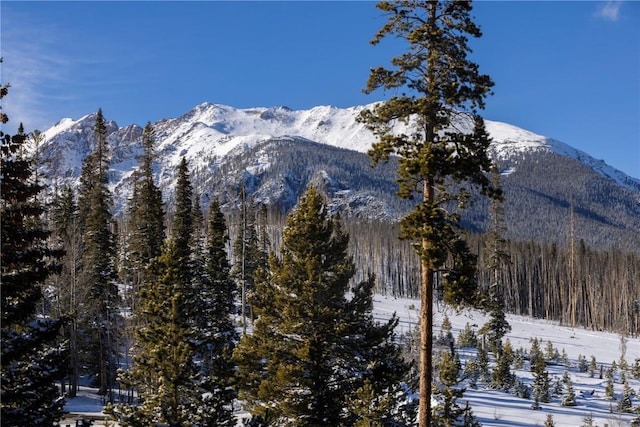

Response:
(1, 1), (638, 178)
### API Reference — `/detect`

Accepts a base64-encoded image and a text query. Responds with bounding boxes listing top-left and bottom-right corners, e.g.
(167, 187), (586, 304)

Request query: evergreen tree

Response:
(582, 413), (594, 427)
(544, 414), (555, 427)
(114, 240), (198, 427)
(476, 343), (490, 383)
(172, 157), (194, 267)
(231, 186), (262, 332)
(234, 186), (410, 426)
(256, 203), (271, 272)
(457, 322), (477, 348)
(344, 275), (416, 426)
(432, 351), (466, 426)
(529, 338), (543, 372)
(125, 122), (165, 302)
(437, 314), (454, 347)
(49, 185), (83, 397)
(480, 169), (511, 354)
(349, 379), (394, 427)
(491, 338), (515, 391)
(617, 378), (634, 413)
(358, 2), (499, 424)
(589, 355), (597, 378)
(532, 358), (550, 405)
(1, 113), (66, 425)
(77, 108), (119, 398)
(561, 375), (577, 407)
(190, 199), (238, 426)
(169, 157), (200, 327)
(530, 339), (551, 405)
(605, 367), (615, 400)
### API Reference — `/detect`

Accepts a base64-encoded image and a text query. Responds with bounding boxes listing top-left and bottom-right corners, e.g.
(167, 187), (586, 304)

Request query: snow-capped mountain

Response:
(38, 102), (640, 251)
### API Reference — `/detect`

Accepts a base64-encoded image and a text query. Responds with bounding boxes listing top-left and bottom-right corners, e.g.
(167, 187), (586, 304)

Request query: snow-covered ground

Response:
(373, 295), (640, 427)
(62, 295), (639, 426)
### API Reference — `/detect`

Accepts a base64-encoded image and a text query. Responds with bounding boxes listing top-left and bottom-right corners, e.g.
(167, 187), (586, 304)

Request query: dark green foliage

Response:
(48, 185), (83, 397)
(116, 197), (237, 426)
(532, 367), (551, 405)
(126, 122), (164, 274)
(529, 338), (544, 373)
(77, 108), (119, 397)
(437, 315), (454, 347)
(491, 339), (515, 391)
(190, 199), (238, 426)
(1, 115), (66, 425)
(172, 157), (194, 265)
(433, 351), (479, 426)
(561, 376), (577, 407)
(358, 0), (501, 302)
(617, 379), (634, 413)
(457, 322), (477, 348)
(358, 3), (497, 423)
(234, 186), (410, 426)
(479, 172), (511, 353)
(115, 240), (198, 426)
(476, 344), (490, 383)
(529, 338), (551, 405)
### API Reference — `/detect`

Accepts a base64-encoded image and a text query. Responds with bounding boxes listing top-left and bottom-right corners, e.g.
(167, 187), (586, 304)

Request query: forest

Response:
(4, 80), (639, 427)
(2, 1), (639, 425)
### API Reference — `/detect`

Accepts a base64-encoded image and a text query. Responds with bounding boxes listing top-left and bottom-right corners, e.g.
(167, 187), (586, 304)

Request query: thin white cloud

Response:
(595, 1), (623, 22)
(1, 10), (77, 134)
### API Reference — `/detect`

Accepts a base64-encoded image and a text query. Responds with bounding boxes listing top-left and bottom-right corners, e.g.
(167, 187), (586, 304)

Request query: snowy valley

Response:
(62, 295), (640, 426)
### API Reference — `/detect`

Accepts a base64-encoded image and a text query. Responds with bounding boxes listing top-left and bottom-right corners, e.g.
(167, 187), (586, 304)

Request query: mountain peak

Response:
(39, 101), (640, 199)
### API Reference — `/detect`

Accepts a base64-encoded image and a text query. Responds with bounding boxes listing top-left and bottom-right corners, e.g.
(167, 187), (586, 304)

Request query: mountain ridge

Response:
(36, 102), (640, 252)
(42, 102), (640, 188)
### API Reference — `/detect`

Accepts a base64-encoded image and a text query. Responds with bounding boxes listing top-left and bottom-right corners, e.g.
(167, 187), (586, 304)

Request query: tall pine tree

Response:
(358, 2), (499, 424)
(231, 186), (262, 333)
(125, 122), (165, 304)
(188, 199), (238, 426)
(172, 156), (194, 267)
(234, 186), (410, 426)
(1, 97), (66, 424)
(114, 240), (199, 427)
(49, 185), (83, 397)
(480, 169), (511, 355)
(77, 108), (119, 398)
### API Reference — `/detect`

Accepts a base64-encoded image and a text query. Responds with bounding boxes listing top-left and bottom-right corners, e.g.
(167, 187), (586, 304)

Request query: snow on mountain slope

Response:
(485, 120), (640, 190)
(39, 102), (640, 212)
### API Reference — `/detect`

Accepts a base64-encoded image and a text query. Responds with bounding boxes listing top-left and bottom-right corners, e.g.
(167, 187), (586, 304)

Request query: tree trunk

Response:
(418, 179), (435, 427)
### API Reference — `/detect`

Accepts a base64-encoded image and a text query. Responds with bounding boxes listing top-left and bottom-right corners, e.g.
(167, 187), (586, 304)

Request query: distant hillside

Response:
(37, 103), (640, 252)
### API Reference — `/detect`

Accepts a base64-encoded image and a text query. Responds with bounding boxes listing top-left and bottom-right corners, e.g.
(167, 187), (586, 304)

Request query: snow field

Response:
(62, 295), (639, 426)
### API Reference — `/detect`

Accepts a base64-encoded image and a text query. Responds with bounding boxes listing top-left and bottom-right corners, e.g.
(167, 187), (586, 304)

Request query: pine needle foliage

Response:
(116, 240), (198, 427)
(189, 199), (238, 426)
(77, 108), (119, 397)
(1, 100), (66, 425)
(126, 122), (165, 274)
(172, 157), (194, 266)
(234, 186), (410, 426)
(358, 2), (499, 425)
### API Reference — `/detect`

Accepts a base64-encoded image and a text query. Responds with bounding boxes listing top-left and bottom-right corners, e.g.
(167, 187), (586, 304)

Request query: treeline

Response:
(472, 235), (640, 336)
(332, 217), (640, 337)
